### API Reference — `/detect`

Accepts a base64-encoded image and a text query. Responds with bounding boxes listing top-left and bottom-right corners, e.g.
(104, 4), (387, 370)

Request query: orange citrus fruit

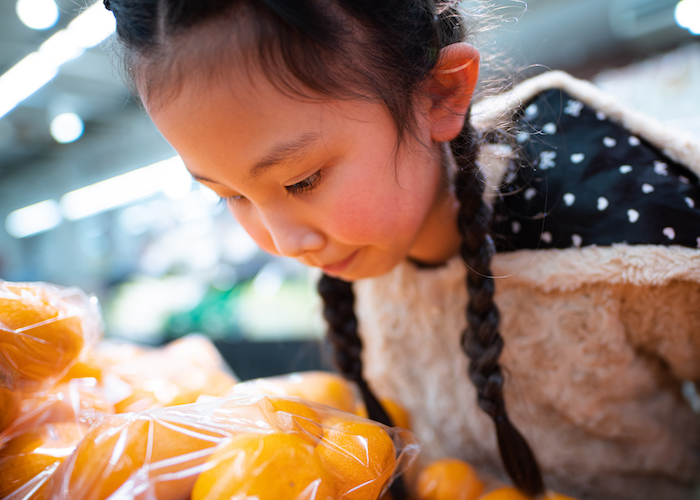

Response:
(192, 432), (336, 500)
(267, 396), (324, 444)
(102, 336), (236, 413)
(479, 488), (578, 500)
(0, 421), (86, 499)
(231, 371), (358, 413)
(0, 283), (85, 387)
(354, 398), (411, 430)
(0, 387), (20, 433)
(56, 413), (226, 500)
(478, 487), (532, 500)
(316, 419), (397, 500)
(2, 379), (112, 440)
(416, 458), (484, 500)
(59, 357), (103, 383)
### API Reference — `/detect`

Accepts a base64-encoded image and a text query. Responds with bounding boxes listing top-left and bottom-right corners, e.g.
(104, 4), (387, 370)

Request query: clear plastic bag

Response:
(47, 394), (420, 500)
(231, 371), (411, 431)
(229, 371), (359, 414)
(91, 335), (238, 413)
(0, 281), (101, 432)
(0, 378), (114, 500)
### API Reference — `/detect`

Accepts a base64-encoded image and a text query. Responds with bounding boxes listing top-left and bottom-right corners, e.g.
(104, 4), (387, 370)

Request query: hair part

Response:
(108, 0), (465, 142)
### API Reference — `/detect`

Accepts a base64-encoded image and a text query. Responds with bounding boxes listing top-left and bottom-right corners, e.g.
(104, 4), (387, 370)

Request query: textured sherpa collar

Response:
(470, 71), (700, 290)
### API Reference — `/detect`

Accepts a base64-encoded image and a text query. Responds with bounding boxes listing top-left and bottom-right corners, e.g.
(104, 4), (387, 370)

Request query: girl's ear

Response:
(427, 43), (480, 142)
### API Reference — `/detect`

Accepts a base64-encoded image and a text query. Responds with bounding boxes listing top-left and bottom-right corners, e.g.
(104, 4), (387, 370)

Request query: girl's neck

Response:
(406, 142), (463, 267)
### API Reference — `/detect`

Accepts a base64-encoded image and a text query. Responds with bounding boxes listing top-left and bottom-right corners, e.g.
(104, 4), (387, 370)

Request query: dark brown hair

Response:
(104, 0), (543, 496)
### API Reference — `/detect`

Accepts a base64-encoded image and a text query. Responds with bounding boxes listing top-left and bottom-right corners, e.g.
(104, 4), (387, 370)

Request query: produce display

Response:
(0, 280), (580, 499)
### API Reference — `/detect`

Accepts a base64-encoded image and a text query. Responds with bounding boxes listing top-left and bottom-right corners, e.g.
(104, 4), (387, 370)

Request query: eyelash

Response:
(285, 170), (324, 196)
(221, 170), (324, 204)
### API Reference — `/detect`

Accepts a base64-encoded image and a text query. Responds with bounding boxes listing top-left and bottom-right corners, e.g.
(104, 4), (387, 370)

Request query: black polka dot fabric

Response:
(493, 88), (700, 252)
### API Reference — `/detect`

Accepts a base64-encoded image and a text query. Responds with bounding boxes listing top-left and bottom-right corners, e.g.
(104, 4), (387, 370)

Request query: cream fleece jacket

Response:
(353, 72), (700, 500)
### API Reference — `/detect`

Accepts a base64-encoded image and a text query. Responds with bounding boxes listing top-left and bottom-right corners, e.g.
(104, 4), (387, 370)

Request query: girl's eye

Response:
(220, 195), (245, 206)
(285, 170), (324, 196)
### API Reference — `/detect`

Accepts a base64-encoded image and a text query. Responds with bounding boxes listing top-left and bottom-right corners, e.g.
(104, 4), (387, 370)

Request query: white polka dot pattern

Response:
(495, 88), (700, 252)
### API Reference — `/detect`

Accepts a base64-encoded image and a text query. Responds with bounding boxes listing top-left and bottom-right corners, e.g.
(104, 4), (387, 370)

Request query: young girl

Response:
(102, 0), (700, 499)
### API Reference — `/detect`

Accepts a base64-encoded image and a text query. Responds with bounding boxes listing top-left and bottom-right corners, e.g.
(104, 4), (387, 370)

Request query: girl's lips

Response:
(321, 251), (358, 275)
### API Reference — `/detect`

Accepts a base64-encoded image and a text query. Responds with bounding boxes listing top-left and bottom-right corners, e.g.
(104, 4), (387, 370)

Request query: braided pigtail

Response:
(451, 118), (545, 497)
(317, 274), (407, 500)
(317, 274), (394, 426)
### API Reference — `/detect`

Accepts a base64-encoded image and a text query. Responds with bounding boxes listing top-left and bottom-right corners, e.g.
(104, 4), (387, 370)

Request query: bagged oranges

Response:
(43, 394), (418, 500)
(0, 421), (86, 500)
(93, 335), (237, 413)
(192, 433), (336, 500)
(0, 282), (99, 389)
(0, 281), (100, 433)
(230, 371), (358, 414)
(1, 377), (112, 445)
(49, 412), (229, 500)
(0, 378), (113, 499)
(316, 419), (397, 500)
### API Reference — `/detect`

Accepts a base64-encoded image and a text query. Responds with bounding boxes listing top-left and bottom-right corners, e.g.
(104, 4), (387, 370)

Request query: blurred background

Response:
(0, 0), (698, 375)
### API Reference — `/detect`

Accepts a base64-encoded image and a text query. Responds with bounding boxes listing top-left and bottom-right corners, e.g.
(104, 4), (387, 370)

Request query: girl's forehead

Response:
(148, 61), (399, 181)
(149, 56), (390, 133)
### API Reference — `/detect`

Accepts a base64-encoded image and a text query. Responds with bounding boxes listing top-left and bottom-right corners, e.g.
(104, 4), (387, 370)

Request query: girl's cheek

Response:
(321, 189), (410, 243)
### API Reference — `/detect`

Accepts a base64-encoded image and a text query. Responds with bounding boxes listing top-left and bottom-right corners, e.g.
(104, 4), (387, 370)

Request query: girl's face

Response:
(148, 66), (461, 281)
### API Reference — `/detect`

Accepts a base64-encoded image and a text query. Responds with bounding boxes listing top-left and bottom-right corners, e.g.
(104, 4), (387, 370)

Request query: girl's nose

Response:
(266, 216), (326, 258)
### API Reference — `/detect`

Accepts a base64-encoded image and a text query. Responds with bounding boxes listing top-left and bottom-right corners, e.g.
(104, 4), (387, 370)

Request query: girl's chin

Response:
(331, 261), (401, 282)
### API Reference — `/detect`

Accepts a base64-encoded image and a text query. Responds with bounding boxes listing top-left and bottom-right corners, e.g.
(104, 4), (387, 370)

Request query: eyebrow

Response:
(250, 132), (321, 177)
(189, 132), (321, 185)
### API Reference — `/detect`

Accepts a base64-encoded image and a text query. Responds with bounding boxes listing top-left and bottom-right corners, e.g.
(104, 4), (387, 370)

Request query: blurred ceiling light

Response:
(675, 0), (700, 34)
(5, 199), (63, 239)
(16, 0), (59, 30)
(50, 112), (84, 143)
(0, 2), (116, 120)
(60, 156), (190, 220)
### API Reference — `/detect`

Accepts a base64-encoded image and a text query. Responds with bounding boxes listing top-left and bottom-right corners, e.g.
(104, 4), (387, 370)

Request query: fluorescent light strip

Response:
(5, 199), (62, 238)
(5, 156), (190, 238)
(59, 156), (189, 221)
(0, 2), (116, 120)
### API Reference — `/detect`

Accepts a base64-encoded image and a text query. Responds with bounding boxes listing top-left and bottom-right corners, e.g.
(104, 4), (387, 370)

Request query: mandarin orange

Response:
(0, 386), (20, 433)
(231, 371), (357, 413)
(59, 357), (103, 383)
(56, 413), (226, 500)
(0, 283), (85, 387)
(316, 419), (397, 500)
(2, 379), (112, 440)
(192, 432), (336, 500)
(105, 336), (236, 413)
(354, 398), (411, 430)
(416, 458), (484, 500)
(479, 487), (579, 500)
(0, 421), (86, 499)
(267, 396), (324, 444)
(478, 487), (532, 500)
